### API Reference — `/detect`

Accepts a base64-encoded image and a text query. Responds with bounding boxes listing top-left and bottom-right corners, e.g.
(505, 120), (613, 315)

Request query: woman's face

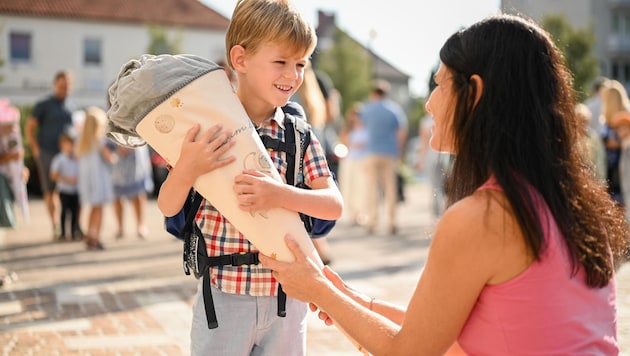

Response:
(425, 63), (456, 153)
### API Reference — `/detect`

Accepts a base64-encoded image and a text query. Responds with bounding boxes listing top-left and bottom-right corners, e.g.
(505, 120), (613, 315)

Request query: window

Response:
(10, 32), (31, 62)
(83, 38), (101, 65)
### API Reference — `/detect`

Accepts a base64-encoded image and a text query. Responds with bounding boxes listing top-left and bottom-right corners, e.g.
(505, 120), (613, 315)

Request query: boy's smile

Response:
(233, 42), (309, 123)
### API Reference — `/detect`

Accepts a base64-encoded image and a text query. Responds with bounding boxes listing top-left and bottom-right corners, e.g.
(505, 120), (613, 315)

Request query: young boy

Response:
(50, 129), (81, 241)
(157, 0), (343, 355)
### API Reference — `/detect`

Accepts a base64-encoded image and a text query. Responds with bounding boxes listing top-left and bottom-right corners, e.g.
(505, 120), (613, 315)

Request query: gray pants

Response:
(36, 150), (57, 193)
(190, 281), (308, 356)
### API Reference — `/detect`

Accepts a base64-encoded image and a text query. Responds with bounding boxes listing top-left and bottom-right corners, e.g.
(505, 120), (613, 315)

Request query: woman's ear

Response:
(469, 74), (484, 108)
(230, 45), (246, 73)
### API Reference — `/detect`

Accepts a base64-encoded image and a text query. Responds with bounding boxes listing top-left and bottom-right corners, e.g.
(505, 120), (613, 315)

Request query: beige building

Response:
(0, 0), (230, 109)
(502, 0), (630, 88)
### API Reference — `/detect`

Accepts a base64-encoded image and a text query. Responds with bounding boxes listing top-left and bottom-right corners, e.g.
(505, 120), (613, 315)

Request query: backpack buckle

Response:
(230, 252), (259, 266)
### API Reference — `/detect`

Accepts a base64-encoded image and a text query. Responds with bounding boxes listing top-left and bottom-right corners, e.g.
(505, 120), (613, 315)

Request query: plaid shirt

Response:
(197, 106), (331, 296)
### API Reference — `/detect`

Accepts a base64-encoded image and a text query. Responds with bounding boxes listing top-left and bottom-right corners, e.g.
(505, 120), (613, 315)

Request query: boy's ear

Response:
(230, 45), (246, 72)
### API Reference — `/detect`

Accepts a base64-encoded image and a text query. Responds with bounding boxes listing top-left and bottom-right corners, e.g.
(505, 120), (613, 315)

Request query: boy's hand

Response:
(176, 123), (236, 182)
(234, 169), (284, 212)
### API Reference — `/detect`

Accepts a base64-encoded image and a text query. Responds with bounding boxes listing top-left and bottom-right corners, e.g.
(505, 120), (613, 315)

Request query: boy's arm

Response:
(234, 171), (342, 220)
(234, 132), (342, 220)
(287, 175), (342, 220)
(157, 123), (235, 217)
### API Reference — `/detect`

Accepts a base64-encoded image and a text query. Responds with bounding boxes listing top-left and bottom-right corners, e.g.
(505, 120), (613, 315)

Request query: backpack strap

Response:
(179, 191), (220, 328)
(281, 103), (311, 186)
(181, 189), (203, 276)
(254, 102), (313, 319)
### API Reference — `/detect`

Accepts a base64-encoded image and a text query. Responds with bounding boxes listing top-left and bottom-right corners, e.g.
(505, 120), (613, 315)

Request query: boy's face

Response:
(60, 139), (74, 154)
(239, 42), (309, 108)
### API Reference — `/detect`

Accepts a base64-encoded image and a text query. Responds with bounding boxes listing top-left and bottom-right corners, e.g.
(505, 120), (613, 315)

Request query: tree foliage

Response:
(146, 24), (182, 55)
(314, 28), (373, 115)
(541, 14), (598, 102)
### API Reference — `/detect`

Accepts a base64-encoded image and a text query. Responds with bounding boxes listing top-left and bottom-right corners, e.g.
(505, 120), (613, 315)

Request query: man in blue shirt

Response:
(360, 80), (408, 235)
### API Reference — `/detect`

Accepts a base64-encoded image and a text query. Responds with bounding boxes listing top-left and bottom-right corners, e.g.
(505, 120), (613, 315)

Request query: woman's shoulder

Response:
(444, 188), (505, 220)
(436, 189), (516, 252)
(434, 187), (532, 284)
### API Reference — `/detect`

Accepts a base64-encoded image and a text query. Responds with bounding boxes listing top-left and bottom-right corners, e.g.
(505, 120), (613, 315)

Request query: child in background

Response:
(111, 145), (153, 239)
(0, 99), (28, 227)
(76, 107), (115, 250)
(50, 129), (82, 241)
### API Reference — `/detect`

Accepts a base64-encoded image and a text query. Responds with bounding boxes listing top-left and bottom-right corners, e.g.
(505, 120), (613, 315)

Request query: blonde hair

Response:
(601, 79), (630, 125)
(76, 106), (107, 156)
(296, 62), (327, 128)
(225, 0), (317, 69)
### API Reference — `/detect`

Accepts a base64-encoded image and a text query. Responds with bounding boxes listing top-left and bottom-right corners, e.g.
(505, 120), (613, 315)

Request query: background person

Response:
(25, 70), (74, 239)
(0, 99), (28, 227)
(50, 130), (82, 241)
(337, 102), (369, 226)
(360, 79), (408, 235)
(600, 79), (627, 205)
(76, 107), (115, 250)
(575, 103), (606, 183)
(294, 60), (336, 264)
(111, 145), (153, 239)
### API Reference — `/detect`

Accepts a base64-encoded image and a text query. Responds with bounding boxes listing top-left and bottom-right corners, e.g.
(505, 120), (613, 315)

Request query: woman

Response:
(261, 14), (628, 355)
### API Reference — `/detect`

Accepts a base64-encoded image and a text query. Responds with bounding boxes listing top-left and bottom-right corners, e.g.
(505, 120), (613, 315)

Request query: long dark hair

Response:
(439, 14), (628, 288)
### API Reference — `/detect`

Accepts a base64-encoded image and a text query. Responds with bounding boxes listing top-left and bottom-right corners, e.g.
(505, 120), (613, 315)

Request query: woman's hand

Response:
(260, 235), (331, 303)
(261, 235), (372, 326)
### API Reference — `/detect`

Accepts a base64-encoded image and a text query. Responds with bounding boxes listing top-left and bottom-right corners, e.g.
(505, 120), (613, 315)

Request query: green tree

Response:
(541, 14), (598, 102)
(314, 28), (373, 115)
(146, 24), (182, 55)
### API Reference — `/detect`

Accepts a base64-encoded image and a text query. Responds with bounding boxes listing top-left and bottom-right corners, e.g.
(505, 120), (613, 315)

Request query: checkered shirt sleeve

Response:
(197, 117), (331, 297)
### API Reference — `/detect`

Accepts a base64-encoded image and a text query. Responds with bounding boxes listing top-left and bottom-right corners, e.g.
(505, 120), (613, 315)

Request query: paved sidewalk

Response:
(1, 181), (629, 355)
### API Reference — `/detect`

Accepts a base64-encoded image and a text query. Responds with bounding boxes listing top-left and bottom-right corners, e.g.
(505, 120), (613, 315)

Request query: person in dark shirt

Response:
(25, 70), (75, 240)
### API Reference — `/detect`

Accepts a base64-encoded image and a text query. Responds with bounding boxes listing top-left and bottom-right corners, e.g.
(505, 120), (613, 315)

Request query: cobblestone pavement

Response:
(1, 182), (629, 355)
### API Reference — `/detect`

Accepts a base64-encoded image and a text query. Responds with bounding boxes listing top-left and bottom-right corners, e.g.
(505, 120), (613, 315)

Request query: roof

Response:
(316, 10), (409, 81)
(0, 0), (230, 29)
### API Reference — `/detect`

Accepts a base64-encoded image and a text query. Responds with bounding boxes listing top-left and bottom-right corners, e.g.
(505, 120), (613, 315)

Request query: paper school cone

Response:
(138, 70), (321, 264)
(106, 54), (367, 355)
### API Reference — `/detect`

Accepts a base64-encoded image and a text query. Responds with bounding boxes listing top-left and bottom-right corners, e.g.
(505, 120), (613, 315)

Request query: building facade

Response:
(0, 0), (230, 109)
(502, 0), (630, 89)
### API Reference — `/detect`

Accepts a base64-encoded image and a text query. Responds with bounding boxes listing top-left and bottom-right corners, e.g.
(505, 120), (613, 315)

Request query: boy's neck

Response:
(237, 91), (277, 127)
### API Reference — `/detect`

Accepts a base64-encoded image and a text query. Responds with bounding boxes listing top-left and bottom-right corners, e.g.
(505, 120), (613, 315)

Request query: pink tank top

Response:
(458, 180), (618, 355)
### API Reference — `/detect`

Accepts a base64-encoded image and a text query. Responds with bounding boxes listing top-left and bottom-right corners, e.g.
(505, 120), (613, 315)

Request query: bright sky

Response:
(202, 0), (501, 97)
